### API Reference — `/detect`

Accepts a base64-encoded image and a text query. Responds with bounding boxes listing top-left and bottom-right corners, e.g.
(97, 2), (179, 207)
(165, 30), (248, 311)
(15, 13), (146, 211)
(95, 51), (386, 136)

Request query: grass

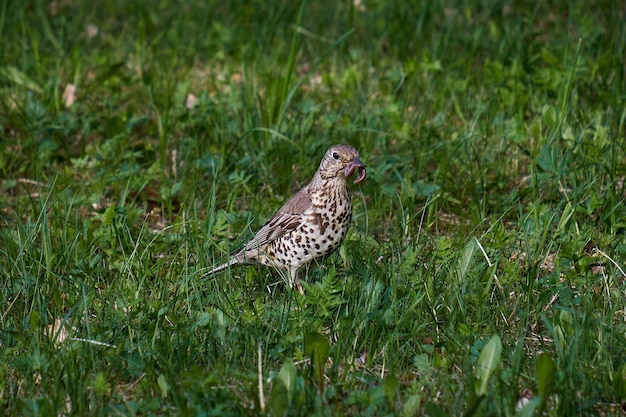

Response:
(1, 0), (625, 415)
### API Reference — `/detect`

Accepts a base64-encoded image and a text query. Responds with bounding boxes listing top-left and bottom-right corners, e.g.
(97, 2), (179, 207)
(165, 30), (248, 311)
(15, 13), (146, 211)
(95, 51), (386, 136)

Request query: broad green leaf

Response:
(537, 353), (556, 406)
(277, 359), (297, 401)
(269, 378), (289, 417)
(384, 373), (398, 406)
(559, 309), (575, 337)
(0, 66), (43, 93)
(304, 332), (330, 393)
(475, 335), (502, 397)
(457, 239), (477, 283)
(157, 374), (169, 397)
(403, 394), (421, 417)
(424, 402), (451, 417)
(270, 357), (299, 416)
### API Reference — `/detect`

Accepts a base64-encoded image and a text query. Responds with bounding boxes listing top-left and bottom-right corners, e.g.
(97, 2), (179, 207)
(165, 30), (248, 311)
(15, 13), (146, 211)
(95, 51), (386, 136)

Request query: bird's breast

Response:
(306, 183), (352, 246)
(265, 181), (354, 271)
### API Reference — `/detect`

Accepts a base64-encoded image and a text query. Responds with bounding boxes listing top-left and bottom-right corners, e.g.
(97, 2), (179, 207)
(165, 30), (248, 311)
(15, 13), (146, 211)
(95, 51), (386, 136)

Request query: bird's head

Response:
(319, 144), (367, 184)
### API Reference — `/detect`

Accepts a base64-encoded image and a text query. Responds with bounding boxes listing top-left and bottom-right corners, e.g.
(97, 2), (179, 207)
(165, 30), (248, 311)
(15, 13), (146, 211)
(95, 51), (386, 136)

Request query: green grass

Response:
(1, 0), (626, 415)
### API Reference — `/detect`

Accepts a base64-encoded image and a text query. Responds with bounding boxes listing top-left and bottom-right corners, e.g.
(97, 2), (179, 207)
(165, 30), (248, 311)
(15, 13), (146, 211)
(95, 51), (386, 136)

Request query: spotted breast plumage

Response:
(205, 144), (367, 289)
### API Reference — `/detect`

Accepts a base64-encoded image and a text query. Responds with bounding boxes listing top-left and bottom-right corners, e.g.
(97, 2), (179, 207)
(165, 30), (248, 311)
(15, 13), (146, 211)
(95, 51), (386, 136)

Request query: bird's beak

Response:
(345, 158), (367, 184)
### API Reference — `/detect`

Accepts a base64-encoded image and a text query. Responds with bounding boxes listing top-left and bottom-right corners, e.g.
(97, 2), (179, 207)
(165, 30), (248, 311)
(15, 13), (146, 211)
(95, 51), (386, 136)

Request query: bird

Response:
(205, 144), (367, 290)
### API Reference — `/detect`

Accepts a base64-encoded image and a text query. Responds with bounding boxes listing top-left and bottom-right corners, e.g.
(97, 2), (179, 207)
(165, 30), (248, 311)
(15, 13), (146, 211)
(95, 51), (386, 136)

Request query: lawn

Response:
(1, 0), (625, 415)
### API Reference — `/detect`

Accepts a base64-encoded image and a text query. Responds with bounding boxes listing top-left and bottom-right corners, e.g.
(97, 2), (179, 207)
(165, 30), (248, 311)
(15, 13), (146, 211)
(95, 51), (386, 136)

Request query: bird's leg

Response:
(289, 268), (306, 295)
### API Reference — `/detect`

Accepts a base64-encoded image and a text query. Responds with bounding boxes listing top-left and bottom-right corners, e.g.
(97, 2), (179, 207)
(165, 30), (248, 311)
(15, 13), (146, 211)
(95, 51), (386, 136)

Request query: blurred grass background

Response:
(1, 0), (625, 415)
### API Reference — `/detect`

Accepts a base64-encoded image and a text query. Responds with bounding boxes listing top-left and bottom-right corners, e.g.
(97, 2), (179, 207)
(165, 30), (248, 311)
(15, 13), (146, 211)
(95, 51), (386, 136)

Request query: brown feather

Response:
(242, 187), (312, 250)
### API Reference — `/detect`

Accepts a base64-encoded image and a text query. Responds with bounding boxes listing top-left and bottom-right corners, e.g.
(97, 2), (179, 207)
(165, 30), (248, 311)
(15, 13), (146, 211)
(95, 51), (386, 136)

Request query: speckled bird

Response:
(206, 144), (367, 289)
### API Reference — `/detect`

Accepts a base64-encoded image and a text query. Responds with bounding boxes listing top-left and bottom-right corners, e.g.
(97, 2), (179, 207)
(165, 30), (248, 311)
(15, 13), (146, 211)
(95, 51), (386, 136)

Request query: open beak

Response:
(344, 158), (367, 184)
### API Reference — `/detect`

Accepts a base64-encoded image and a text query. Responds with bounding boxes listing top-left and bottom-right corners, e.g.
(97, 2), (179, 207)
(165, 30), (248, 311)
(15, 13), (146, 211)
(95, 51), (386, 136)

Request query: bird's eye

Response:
(332, 152), (339, 160)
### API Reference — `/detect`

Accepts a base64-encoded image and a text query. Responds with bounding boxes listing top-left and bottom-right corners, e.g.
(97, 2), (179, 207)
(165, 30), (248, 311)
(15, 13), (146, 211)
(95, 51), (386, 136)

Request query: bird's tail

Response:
(202, 252), (243, 278)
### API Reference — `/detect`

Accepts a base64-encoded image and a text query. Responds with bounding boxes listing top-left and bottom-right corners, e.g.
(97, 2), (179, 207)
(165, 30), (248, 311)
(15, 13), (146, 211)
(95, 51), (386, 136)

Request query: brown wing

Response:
(243, 187), (312, 251)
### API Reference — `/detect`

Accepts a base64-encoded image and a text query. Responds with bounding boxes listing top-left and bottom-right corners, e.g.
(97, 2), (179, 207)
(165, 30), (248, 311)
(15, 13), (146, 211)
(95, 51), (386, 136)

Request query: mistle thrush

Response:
(206, 144), (366, 288)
